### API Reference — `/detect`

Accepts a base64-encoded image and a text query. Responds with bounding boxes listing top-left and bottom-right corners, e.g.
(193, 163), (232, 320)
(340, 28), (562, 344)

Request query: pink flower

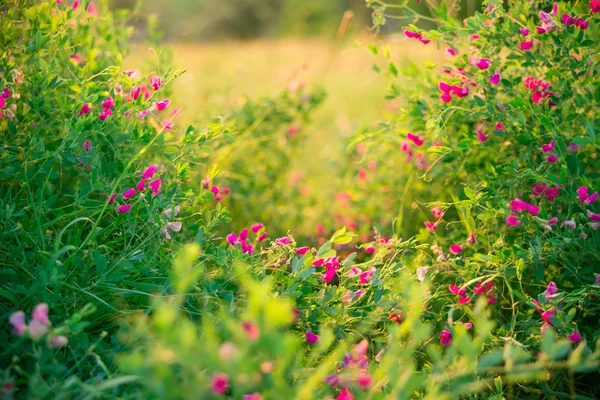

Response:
(546, 154), (558, 163)
(568, 332), (582, 343)
(86, 2), (98, 17)
(122, 188), (136, 200)
(251, 223), (263, 233)
(424, 221), (438, 232)
(439, 329), (452, 346)
(589, 212), (600, 222)
(257, 232), (268, 242)
(561, 220), (576, 229)
(540, 140), (555, 153)
(32, 303), (49, 326)
(389, 312), (403, 323)
(577, 186), (598, 204)
(117, 204), (132, 214)
(545, 187), (559, 201)
(297, 246), (310, 255)
(440, 92), (452, 103)
(520, 41), (533, 51)
(488, 72), (500, 85)
(548, 217), (558, 225)
(476, 130), (488, 143)
(106, 193), (118, 205)
(348, 266), (362, 277)
(365, 245), (375, 254)
(544, 282), (557, 299)
(359, 267), (376, 284)
(458, 297), (471, 305)
(211, 373), (229, 395)
(407, 132), (424, 147)
(73, 0), (79, 9)
(155, 99), (170, 111)
(576, 18), (589, 30)
(142, 165), (157, 179)
(462, 322), (473, 329)
(323, 375), (340, 387)
(337, 388), (354, 400)
(449, 244), (463, 254)
(533, 183), (547, 196)
(99, 108), (112, 121)
(136, 179), (146, 191)
(592, 0), (600, 13)
(431, 206), (445, 218)
(356, 372), (372, 388)
(445, 48), (457, 57)
(242, 394), (263, 400)
(275, 237), (292, 246)
(241, 321), (259, 341)
(506, 213), (521, 226)
(449, 284), (467, 296)
(475, 58), (491, 70)
(49, 335), (68, 348)
(149, 179), (161, 197)
(567, 142), (581, 152)
(101, 96), (115, 109)
(130, 86), (141, 100)
(28, 319), (48, 339)
(468, 232), (476, 244)
(161, 119), (173, 131)
(239, 228), (248, 242)
(306, 331), (319, 344)
(561, 13), (576, 26)
(520, 26), (530, 36)
(9, 311), (26, 335)
(226, 232), (237, 246)
(1, 88), (10, 98)
(150, 76), (163, 91)
(79, 103), (91, 115)
(495, 121), (505, 131)
(83, 140), (91, 152)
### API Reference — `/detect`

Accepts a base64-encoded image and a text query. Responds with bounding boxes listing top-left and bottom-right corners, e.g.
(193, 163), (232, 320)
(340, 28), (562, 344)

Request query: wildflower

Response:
(161, 119), (173, 131)
(589, 212), (600, 222)
(337, 389), (354, 400)
(546, 154), (558, 163)
(462, 322), (473, 329)
(544, 282), (557, 299)
(577, 186), (598, 205)
(489, 72), (500, 85)
(468, 232), (476, 244)
(150, 76), (163, 91)
(251, 223), (263, 233)
(83, 140), (92, 152)
(449, 284), (467, 296)
(242, 394), (263, 400)
(99, 108), (112, 121)
(359, 267), (376, 284)
(323, 375), (340, 387)
(356, 372), (372, 388)
(306, 331), (319, 344)
(475, 58), (491, 70)
(257, 232), (268, 242)
(122, 188), (136, 200)
(9, 311), (27, 335)
(561, 220), (576, 229)
(155, 99), (170, 111)
(348, 266), (362, 277)
(79, 103), (91, 115)
(416, 267), (428, 282)
(548, 217), (558, 225)
(561, 13), (576, 26)
(592, 0), (600, 13)
(101, 96), (115, 109)
(238, 228), (248, 242)
(365, 245), (375, 254)
(86, 2), (98, 17)
(275, 237), (292, 246)
(520, 27), (530, 36)
(389, 312), (402, 323)
(506, 213), (520, 226)
(297, 246), (310, 255)
(149, 179), (161, 197)
(106, 193), (117, 204)
(520, 41), (533, 51)
(73, 0), (79, 9)
(431, 206), (445, 218)
(576, 18), (589, 30)
(241, 321), (259, 341)
(445, 48), (457, 57)
(136, 179), (145, 191)
(117, 204), (132, 214)
(161, 222), (182, 239)
(595, 274), (600, 285)
(142, 165), (157, 179)
(541, 140), (555, 153)
(495, 121), (505, 131)
(407, 132), (424, 147)
(568, 332), (582, 343)
(439, 329), (452, 346)
(545, 187), (559, 201)
(424, 221), (438, 232)
(211, 373), (229, 395)
(226, 232), (237, 246)
(49, 335), (68, 348)
(449, 244), (463, 254)
(1, 88), (10, 98)
(476, 130), (488, 143)
(567, 142), (580, 152)
(130, 86), (142, 100)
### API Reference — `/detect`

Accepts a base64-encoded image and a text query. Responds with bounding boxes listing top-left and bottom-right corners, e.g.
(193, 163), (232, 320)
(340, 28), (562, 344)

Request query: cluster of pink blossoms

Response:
(107, 165), (161, 214)
(226, 224), (268, 254)
(202, 179), (231, 202)
(403, 29), (430, 44)
(9, 303), (68, 348)
(533, 282), (583, 344)
(312, 255), (340, 283)
(0, 86), (16, 120)
(322, 340), (373, 400)
(524, 76), (556, 106)
(399, 132), (428, 170)
(449, 281), (497, 305)
(533, 182), (560, 202)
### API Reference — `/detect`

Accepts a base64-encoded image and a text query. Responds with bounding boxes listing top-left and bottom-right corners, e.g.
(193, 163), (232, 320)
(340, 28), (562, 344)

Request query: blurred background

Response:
(111, 0), (482, 237)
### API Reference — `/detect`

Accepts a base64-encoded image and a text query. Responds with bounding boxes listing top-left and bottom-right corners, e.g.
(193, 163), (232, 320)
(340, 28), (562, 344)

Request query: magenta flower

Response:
(567, 142), (580, 152)
(155, 99), (170, 111)
(356, 372), (372, 388)
(9, 311), (26, 335)
(79, 103), (91, 115)
(142, 165), (157, 179)
(251, 223), (263, 233)
(275, 237), (292, 246)
(226, 232), (237, 246)
(359, 267), (376, 284)
(476, 130), (488, 143)
(86, 2), (98, 17)
(239, 228), (248, 242)
(257, 232), (268, 242)
(520, 27), (530, 36)
(348, 266), (362, 277)
(568, 332), (582, 343)
(561, 220), (576, 230)
(488, 72), (500, 85)
(49, 335), (68, 348)
(73, 0), (79, 9)
(595, 273), (600, 285)
(337, 389), (354, 400)
(211, 373), (229, 395)
(122, 188), (136, 200)
(439, 329), (452, 346)
(577, 186), (598, 204)
(533, 183), (547, 196)
(449, 284), (467, 296)
(540, 140), (555, 153)
(506, 213), (520, 226)
(424, 221), (438, 232)
(475, 58), (491, 70)
(323, 375), (340, 387)
(520, 41), (533, 51)
(592, 0), (600, 13)
(83, 140), (91, 152)
(589, 212), (600, 222)
(117, 204), (132, 214)
(1, 88), (10, 98)
(130, 86), (141, 100)
(468, 232), (476, 244)
(150, 76), (163, 91)
(561, 13), (576, 26)
(297, 246), (310, 255)
(495, 121), (505, 131)
(99, 108), (112, 121)
(242, 394), (263, 400)
(431, 206), (445, 218)
(445, 48), (457, 57)
(106, 193), (117, 205)
(149, 178), (161, 197)
(546, 154), (558, 163)
(407, 133), (424, 147)
(32, 303), (49, 325)
(136, 179), (146, 191)
(545, 187), (559, 201)
(576, 19), (589, 30)
(544, 282), (557, 299)
(306, 331), (319, 344)
(101, 96), (115, 109)
(449, 244), (463, 254)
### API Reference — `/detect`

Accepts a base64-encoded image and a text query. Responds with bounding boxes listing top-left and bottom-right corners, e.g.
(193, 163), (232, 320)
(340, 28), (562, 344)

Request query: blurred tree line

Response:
(109, 0), (481, 41)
